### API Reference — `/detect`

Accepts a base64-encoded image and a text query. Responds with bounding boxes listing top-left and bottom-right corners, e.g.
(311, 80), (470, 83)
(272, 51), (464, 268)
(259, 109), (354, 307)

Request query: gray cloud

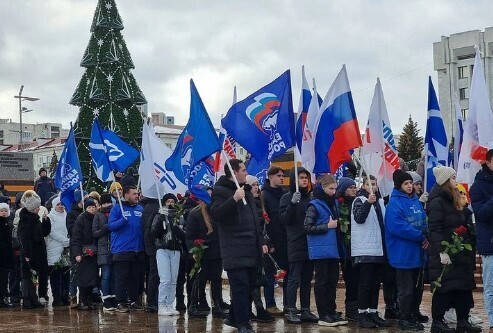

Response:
(0, 0), (491, 137)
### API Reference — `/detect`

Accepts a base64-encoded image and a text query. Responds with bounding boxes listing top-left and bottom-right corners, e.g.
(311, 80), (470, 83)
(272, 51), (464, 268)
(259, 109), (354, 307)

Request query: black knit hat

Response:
(393, 169), (413, 189)
(100, 193), (113, 205)
(39, 167), (47, 176)
(162, 193), (178, 203)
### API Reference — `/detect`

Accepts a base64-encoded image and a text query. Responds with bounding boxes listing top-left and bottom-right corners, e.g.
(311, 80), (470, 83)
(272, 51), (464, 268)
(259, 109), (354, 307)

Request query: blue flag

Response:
(166, 80), (221, 203)
(89, 119), (139, 182)
(222, 70), (295, 163)
(425, 77), (449, 191)
(246, 156), (269, 187)
(55, 126), (83, 211)
(189, 155), (216, 203)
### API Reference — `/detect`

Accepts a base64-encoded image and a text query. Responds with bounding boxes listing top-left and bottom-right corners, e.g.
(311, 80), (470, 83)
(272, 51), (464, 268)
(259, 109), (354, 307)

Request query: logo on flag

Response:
(246, 93), (281, 138)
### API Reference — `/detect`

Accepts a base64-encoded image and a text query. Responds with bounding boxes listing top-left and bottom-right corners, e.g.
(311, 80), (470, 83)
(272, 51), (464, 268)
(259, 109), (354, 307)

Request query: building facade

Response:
(0, 119), (67, 145)
(433, 27), (493, 138)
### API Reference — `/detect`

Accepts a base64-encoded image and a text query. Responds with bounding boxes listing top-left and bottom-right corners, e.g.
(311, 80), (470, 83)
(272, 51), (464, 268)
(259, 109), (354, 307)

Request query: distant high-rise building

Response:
(433, 27), (493, 139)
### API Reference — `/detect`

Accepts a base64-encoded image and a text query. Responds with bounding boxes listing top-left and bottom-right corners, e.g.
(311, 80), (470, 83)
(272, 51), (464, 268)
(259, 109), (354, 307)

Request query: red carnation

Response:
(274, 269), (287, 279)
(337, 197), (345, 204)
(262, 212), (271, 223)
(454, 225), (468, 236)
(84, 248), (95, 257)
(194, 239), (205, 246)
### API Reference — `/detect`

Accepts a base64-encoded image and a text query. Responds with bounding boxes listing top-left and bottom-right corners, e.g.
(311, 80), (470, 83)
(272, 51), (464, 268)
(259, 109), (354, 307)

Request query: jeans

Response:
(395, 268), (424, 316)
(313, 259), (339, 316)
(100, 264), (114, 297)
(156, 249), (180, 307)
(357, 263), (384, 310)
(286, 260), (313, 310)
(263, 255), (276, 308)
(482, 255), (493, 326)
(227, 267), (257, 327)
(113, 252), (145, 304)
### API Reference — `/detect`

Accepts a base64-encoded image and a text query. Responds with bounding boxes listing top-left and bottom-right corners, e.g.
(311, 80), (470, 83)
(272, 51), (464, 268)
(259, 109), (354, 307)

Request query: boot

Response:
(359, 312), (378, 328)
(398, 313), (423, 331)
(212, 301), (228, 319)
(175, 296), (187, 311)
(369, 312), (390, 327)
(385, 305), (399, 319)
(69, 296), (78, 308)
(61, 291), (70, 306)
(286, 309), (302, 324)
(0, 297), (13, 308)
(430, 319), (455, 333)
(300, 309), (319, 323)
(456, 318), (483, 333)
(413, 311), (429, 323)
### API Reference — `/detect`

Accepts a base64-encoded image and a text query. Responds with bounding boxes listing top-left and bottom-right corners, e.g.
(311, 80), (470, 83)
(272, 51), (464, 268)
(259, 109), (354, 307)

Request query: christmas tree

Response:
(48, 150), (58, 178)
(397, 115), (423, 170)
(70, 0), (147, 191)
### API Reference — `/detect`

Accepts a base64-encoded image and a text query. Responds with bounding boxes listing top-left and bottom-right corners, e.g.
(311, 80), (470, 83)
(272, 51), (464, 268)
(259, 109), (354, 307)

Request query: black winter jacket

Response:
(141, 198), (161, 255)
(0, 216), (14, 269)
(18, 208), (51, 270)
(92, 206), (112, 265)
(470, 165), (493, 255)
(185, 206), (221, 260)
(151, 211), (185, 252)
(427, 184), (476, 293)
(66, 203), (83, 238)
(71, 211), (97, 258)
(210, 176), (263, 270)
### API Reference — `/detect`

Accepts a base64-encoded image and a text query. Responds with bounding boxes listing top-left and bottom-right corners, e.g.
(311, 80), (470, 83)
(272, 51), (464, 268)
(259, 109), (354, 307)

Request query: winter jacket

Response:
(470, 165), (493, 255)
(427, 184), (476, 293)
(185, 206), (221, 260)
(210, 176), (263, 270)
(108, 201), (144, 257)
(351, 190), (386, 262)
(385, 188), (427, 269)
(66, 203), (83, 238)
(34, 176), (56, 206)
(151, 210), (185, 252)
(0, 216), (14, 269)
(262, 180), (288, 269)
(46, 207), (69, 266)
(17, 208), (51, 271)
(141, 198), (161, 256)
(304, 187), (340, 260)
(92, 206), (112, 266)
(279, 167), (312, 262)
(71, 211), (98, 288)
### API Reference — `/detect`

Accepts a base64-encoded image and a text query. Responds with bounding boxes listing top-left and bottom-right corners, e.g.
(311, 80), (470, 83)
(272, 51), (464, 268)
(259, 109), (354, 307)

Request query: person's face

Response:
(86, 206), (97, 215)
(344, 185), (357, 197)
(40, 171), (47, 177)
(401, 180), (413, 194)
(413, 182), (423, 194)
(55, 202), (65, 213)
(115, 172), (123, 178)
(165, 199), (176, 207)
(323, 183), (337, 197)
(363, 180), (377, 194)
(448, 175), (457, 188)
(268, 171), (284, 188)
(486, 158), (493, 172)
(112, 188), (122, 198)
(298, 173), (309, 189)
(234, 163), (248, 184)
(250, 182), (259, 196)
(125, 189), (139, 204)
(93, 199), (100, 210)
(0, 209), (8, 217)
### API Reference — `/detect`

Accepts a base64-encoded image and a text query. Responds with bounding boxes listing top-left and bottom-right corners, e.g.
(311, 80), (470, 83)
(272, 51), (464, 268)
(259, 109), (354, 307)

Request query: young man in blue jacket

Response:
(108, 185), (145, 313)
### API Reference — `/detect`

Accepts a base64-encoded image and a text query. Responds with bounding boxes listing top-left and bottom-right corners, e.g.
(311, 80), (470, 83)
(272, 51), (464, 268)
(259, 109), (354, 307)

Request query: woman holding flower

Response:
(427, 166), (480, 333)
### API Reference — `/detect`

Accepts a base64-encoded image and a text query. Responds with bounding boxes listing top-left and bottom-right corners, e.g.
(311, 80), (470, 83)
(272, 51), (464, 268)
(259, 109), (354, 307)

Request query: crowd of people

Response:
(0, 152), (492, 333)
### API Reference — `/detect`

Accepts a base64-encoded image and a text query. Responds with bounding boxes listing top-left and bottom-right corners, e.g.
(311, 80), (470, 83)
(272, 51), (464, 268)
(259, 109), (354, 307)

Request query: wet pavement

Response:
(0, 287), (489, 332)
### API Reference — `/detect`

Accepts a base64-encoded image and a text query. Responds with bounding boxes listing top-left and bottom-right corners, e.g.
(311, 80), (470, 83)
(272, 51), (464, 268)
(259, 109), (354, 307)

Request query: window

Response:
(459, 88), (468, 100)
(461, 108), (468, 119)
(470, 65), (474, 75)
(458, 66), (467, 79)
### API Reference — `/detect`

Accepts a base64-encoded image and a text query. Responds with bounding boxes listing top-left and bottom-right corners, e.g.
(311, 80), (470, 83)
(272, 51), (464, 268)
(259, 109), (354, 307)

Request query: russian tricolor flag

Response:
(313, 65), (362, 174)
(295, 66), (312, 155)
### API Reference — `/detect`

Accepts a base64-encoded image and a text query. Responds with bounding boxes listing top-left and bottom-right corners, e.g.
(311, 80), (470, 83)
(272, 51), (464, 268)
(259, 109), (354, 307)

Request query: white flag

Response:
(453, 94), (463, 171)
(300, 78), (320, 178)
(139, 123), (187, 199)
(360, 78), (399, 197)
(457, 48), (493, 186)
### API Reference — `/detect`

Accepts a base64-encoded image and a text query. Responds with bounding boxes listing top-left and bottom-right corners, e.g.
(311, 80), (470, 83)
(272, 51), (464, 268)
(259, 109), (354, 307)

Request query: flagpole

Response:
(221, 150), (247, 205)
(424, 146), (429, 193)
(353, 154), (372, 194)
(79, 181), (85, 210)
(293, 149), (299, 193)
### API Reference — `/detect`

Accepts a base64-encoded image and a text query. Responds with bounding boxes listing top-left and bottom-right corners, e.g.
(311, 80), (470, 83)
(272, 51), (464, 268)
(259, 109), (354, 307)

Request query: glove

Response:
(419, 192), (428, 203)
(440, 252), (452, 265)
(291, 191), (301, 204)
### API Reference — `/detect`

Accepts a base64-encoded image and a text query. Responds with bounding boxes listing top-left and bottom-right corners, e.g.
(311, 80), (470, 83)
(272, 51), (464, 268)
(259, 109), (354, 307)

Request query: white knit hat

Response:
(432, 166), (456, 186)
(21, 190), (42, 212)
(246, 175), (259, 186)
(0, 203), (9, 215)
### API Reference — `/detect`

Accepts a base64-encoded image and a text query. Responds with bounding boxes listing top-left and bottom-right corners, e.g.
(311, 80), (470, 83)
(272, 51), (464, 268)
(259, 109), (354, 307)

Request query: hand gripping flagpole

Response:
(221, 150), (247, 205)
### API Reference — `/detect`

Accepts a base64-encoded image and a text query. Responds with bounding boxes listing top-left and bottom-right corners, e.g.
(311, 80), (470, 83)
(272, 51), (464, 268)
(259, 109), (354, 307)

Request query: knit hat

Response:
(73, 189), (86, 203)
(21, 190), (42, 212)
(84, 198), (96, 208)
(0, 202), (9, 215)
(88, 191), (100, 202)
(407, 171), (423, 184)
(100, 193), (113, 205)
(38, 167), (47, 176)
(337, 177), (356, 195)
(162, 193), (178, 203)
(433, 165), (457, 186)
(393, 169), (413, 189)
(109, 182), (122, 194)
(246, 175), (259, 186)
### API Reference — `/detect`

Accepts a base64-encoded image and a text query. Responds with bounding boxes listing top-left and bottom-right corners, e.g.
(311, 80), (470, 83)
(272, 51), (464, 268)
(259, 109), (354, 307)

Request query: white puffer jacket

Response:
(351, 196), (386, 257)
(46, 197), (69, 266)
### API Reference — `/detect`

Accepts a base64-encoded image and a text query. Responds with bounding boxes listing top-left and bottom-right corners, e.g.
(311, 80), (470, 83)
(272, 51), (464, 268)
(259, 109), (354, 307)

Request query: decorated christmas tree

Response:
(48, 150), (58, 178)
(70, 0), (146, 190)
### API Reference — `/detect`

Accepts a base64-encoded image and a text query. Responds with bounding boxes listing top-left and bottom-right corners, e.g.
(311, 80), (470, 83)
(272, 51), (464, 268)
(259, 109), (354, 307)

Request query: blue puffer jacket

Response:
(385, 188), (427, 269)
(108, 201), (144, 254)
(304, 198), (339, 260)
(470, 166), (493, 255)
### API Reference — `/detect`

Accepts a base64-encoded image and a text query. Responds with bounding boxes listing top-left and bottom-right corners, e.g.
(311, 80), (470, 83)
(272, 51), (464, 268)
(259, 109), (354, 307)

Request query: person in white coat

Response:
(45, 197), (70, 306)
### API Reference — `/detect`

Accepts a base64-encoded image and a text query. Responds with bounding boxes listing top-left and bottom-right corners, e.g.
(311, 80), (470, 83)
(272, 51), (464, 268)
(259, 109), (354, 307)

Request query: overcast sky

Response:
(0, 0), (491, 135)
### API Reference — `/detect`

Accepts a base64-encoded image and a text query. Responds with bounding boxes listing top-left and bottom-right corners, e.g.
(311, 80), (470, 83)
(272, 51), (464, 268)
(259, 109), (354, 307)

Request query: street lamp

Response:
(14, 85), (39, 150)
